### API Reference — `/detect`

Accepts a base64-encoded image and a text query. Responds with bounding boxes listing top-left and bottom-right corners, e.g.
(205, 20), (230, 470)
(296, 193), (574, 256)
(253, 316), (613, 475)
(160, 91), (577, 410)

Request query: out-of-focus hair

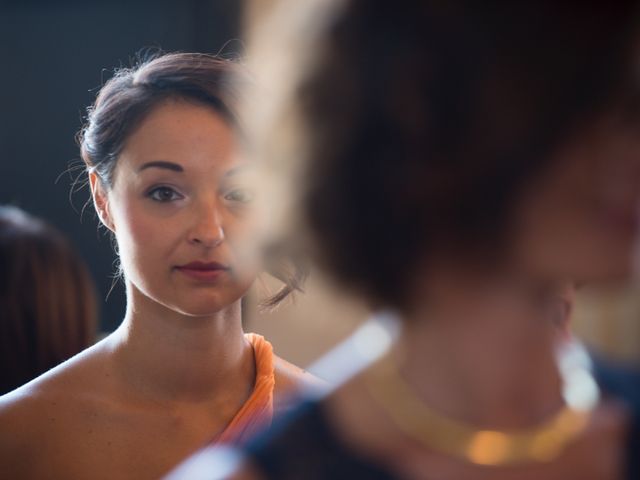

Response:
(249, 0), (640, 312)
(0, 206), (97, 394)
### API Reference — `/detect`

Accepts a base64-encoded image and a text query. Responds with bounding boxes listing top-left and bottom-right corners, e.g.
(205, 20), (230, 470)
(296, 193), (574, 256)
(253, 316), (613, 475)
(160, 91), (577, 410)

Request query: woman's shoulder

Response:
(7, 335), (111, 393)
(0, 337), (117, 475)
(0, 337), (112, 437)
(245, 332), (328, 412)
(0, 357), (84, 475)
(0, 386), (44, 477)
(272, 356), (328, 413)
(273, 356), (326, 392)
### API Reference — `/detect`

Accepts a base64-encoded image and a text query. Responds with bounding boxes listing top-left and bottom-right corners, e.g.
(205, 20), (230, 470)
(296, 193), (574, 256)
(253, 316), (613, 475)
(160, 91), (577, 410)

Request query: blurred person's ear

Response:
(552, 283), (576, 342)
(89, 172), (115, 232)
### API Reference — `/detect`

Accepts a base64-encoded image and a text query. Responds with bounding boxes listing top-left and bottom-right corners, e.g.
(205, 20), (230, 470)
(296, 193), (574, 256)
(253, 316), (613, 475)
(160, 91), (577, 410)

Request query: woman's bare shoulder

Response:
(273, 355), (326, 390)
(0, 385), (42, 435)
(0, 387), (41, 477)
(0, 337), (112, 437)
(0, 360), (83, 474)
(0, 337), (115, 476)
(272, 356), (328, 413)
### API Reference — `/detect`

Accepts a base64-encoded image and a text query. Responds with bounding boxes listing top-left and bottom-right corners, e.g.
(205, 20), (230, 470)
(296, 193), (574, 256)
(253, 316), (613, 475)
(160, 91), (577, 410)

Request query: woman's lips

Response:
(175, 261), (229, 282)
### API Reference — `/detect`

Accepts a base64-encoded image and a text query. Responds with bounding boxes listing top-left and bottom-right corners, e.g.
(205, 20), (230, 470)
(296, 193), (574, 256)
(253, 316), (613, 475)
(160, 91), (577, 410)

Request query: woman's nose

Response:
(188, 200), (225, 248)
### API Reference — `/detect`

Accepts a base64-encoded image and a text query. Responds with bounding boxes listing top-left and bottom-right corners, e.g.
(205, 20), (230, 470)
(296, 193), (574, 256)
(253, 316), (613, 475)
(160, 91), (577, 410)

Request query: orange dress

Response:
(215, 333), (276, 445)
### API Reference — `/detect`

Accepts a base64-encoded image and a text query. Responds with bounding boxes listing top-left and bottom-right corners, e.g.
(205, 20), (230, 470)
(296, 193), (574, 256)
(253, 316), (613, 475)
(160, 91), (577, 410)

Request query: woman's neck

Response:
(107, 284), (255, 403)
(398, 277), (565, 430)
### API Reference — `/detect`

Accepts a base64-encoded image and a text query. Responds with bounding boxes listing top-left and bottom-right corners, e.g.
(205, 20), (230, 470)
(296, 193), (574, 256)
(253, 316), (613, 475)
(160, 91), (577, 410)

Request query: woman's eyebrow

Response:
(137, 161), (184, 173)
(223, 164), (254, 178)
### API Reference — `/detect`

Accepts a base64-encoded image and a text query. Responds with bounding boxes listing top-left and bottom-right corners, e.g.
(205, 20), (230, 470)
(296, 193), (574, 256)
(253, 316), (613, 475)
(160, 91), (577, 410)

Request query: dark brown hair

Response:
(78, 52), (304, 307)
(0, 206), (97, 394)
(292, 1), (640, 311)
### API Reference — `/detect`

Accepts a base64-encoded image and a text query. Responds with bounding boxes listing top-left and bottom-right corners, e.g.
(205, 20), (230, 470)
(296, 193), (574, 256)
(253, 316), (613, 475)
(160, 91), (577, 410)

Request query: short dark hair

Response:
(79, 52), (304, 307)
(0, 206), (97, 394)
(292, 1), (640, 311)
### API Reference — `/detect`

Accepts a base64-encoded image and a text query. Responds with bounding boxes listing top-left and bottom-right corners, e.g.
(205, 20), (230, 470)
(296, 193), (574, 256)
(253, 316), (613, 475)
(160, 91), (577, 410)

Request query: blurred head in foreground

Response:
(162, 4), (640, 478)
(0, 206), (97, 394)
(248, 0), (640, 316)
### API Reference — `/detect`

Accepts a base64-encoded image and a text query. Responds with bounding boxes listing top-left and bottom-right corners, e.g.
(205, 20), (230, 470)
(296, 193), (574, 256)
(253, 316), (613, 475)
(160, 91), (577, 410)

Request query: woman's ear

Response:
(89, 172), (115, 232)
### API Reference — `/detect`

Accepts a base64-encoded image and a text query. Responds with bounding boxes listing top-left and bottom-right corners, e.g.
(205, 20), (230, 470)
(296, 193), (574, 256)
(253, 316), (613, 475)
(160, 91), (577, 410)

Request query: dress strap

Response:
(215, 333), (276, 445)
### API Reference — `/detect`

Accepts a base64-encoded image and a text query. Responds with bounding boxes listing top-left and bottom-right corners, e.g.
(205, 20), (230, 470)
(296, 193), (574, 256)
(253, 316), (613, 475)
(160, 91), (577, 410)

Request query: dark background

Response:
(0, 0), (241, 332)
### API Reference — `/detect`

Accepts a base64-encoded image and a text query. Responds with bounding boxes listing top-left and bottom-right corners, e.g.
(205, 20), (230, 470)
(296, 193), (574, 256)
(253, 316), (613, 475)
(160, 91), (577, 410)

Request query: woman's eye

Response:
(224, 188), (254, 204)
(147, 186), (182, 202)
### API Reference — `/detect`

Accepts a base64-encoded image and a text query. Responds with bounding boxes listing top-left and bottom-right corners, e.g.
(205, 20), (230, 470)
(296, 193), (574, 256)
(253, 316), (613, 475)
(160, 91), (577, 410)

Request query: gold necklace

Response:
(365, 341), (600, 467)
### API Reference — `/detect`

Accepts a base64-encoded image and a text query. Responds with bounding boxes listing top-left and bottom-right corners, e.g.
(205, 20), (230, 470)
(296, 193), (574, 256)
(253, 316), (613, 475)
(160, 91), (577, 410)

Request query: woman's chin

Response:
(173, 302), (235, 318)
(174, 292), (248, 318)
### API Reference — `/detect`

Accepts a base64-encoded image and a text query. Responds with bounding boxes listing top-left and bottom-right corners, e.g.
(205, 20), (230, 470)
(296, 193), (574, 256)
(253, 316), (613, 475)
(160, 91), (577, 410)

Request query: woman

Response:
(0, 53), (315, 480)
(0, 205), (97, 395)
(169, 1), (640, 479)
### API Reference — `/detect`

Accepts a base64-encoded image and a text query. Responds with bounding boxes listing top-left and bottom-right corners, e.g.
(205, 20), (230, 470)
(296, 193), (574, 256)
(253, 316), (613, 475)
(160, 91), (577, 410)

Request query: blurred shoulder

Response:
(164, 446), (266, 480)
(592, 353), (640, 409)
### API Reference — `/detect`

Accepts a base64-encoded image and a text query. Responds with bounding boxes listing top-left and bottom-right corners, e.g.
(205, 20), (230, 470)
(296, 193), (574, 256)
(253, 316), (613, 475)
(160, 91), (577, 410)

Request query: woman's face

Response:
(512, 114), (640, 283)
(91, 99), (260, 316)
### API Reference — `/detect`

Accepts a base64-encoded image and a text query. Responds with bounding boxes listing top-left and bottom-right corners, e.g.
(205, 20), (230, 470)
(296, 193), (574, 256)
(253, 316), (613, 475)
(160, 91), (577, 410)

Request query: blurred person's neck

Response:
(398, 271), (565, 430)
(107, 283), (254, 403)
